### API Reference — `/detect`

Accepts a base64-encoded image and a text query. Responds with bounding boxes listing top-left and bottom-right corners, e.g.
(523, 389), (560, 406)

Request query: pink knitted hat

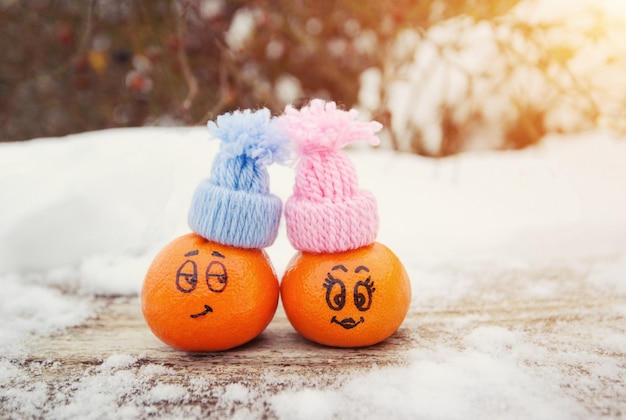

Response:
(279, 99), (382, 253)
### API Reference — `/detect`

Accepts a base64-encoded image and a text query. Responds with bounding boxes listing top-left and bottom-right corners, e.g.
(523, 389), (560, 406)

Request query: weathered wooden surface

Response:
(29, 297), (412, 376)
(20, 281), (626, 418)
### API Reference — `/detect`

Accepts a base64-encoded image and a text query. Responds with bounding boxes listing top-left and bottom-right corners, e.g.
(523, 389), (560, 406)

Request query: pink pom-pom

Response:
(278, 99), (382, 155)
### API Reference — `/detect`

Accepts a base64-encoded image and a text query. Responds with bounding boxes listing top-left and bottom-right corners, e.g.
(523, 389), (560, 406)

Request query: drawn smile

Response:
(190, 304), (213, 318)
(331, 316), (364, 329)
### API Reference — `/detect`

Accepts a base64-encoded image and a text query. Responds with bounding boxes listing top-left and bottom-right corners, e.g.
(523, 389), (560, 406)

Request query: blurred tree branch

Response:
(174, 0), (199, 122)
(8, 0), (616, 156)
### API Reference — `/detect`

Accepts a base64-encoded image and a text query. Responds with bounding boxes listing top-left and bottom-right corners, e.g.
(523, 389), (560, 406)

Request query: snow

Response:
(270, 350), (581, 420)
(1, 125), (625, 418)
(365, 0), (626, 153)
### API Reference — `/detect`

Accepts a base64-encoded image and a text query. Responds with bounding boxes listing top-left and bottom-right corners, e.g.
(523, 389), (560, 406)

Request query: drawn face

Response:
(141, 233), (280, 351)
(175, 249), (228, 318)
(323, 264), (376, 329)
(280, 242), (412, 348)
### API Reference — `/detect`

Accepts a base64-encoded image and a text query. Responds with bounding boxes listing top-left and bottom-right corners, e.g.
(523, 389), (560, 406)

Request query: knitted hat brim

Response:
(284, 190), (379, 253)
(188, 179), (282, 249)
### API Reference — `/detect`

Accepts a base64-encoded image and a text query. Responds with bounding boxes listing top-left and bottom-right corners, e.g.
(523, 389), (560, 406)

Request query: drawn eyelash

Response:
(323, 273), (346, 311)
(354, 276), (375, 311)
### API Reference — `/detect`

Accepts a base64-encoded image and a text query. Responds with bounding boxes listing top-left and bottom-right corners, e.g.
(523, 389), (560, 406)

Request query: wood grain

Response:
(22, 283), (626, 417)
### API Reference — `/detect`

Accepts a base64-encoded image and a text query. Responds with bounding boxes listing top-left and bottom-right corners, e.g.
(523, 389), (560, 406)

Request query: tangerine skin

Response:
(141, 233), (279, 351)
(280, 242), (411, 348)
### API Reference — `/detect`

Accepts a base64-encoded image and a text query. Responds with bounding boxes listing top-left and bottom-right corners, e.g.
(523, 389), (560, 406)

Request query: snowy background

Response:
(359, 0), (626, 155)
(1, 126), (625, 418)
(2, 0), (626, 417)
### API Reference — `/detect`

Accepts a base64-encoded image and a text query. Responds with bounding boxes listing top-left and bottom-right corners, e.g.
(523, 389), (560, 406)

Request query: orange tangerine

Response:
(141, 233), (279, 351)
(280, 242), (411, 348)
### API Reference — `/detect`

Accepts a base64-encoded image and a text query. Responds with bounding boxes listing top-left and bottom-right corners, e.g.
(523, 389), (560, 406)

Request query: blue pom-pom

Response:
(208, 108), (290, 167)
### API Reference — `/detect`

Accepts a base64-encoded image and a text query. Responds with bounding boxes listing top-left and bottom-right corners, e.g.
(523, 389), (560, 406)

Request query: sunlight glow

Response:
(597, 0), (626, 18)
(515, 0), (626, 25)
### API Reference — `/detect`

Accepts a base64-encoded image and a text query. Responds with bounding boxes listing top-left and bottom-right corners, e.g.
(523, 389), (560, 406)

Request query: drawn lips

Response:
(190, 304), (213, 318)
(331, 316), (364, 329)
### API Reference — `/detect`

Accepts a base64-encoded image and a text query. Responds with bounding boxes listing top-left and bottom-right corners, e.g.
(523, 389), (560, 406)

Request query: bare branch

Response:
(175, 1), (199, 121)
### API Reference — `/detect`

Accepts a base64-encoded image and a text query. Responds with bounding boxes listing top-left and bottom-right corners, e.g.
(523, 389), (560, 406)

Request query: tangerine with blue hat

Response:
(142, 108), (288, 352)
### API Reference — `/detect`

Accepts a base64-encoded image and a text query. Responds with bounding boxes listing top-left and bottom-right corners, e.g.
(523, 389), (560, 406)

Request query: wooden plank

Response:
(29, 297), (411, 374)
(21, 290), (626, 417)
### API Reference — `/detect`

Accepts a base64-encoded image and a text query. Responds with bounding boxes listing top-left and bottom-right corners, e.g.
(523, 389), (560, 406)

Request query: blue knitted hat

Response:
(188, 108), (289, 249)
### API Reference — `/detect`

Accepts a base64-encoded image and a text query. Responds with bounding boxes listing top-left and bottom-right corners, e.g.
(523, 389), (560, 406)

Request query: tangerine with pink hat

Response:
(279, 99), (412, 348)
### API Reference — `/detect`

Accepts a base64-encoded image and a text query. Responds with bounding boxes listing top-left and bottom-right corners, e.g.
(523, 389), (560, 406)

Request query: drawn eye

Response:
(206, 261), (228, 293)
(323, 275), (346, 311)
(176, 260), (198, 293)
(354, 278), (375, 312)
